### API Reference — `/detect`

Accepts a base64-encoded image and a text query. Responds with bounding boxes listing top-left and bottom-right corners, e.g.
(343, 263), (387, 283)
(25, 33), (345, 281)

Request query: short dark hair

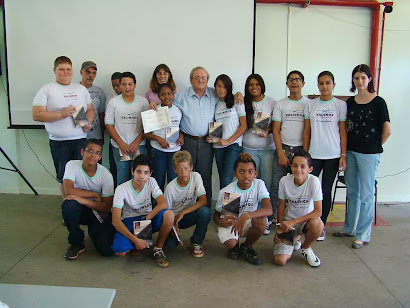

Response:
(132, 154), (152, 171)
(234, 153), (257, 171)
(287, 70), (304, 82)
(318, 71), (335, 83)
(121, 71), (136, 84)
(291, 149), (313, 167)
(111, 72), (122, 81)
(84, 138), (103, 149)
(350, 64), (375, 93)
(158, 83), (174, 94)
(53, 56), (72, 69)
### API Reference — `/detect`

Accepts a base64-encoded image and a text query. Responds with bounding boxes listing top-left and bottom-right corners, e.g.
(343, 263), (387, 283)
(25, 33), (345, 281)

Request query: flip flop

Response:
(333, 231), (354, 237)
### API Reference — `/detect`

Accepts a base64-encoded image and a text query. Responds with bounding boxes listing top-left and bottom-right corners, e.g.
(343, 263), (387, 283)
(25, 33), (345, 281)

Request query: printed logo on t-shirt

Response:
(133, 199), (152, 214)
(120, 112), (138, 124)
(64, 91), (78, 101)
(216, 107), (233, 121)
(287, 196), (310, 209)
(239, 197), (255, 213)
(285, 109), (304, 122)
(315, 108), (335, 123)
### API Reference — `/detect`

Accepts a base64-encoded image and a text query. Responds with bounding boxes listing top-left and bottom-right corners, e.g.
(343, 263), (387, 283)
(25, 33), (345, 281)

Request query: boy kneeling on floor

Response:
(111, 154), (174, 268)
(213, 153), (272, 265)
(273, 149), (323, 267)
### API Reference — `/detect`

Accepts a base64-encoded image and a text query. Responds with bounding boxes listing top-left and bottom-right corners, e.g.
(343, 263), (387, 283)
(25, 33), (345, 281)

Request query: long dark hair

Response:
(350, 64), (375, 93)
(214, 74), (234, 108)
(244, 74), (265, 128)
(149, 64), (176, 93)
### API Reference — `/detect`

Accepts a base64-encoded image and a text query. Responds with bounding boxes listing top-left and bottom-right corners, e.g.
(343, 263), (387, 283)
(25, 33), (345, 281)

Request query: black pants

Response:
(311, 158), (339, 225)
(62, 199), (115, 256)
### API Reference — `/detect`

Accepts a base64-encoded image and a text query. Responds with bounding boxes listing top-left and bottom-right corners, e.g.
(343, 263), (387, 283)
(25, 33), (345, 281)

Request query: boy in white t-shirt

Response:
(213, 153), (272, 265)
(273, 150), (323, 267)
(164, 151), (211, 258)
(111, 155), (174, 268)
(32, 56), (95, 198)
(62, 139), (115, 260)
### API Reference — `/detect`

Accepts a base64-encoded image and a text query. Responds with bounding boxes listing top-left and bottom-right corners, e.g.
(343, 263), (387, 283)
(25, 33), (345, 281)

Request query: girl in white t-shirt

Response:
(303, 71), (347, 240)
(208, 74), (247, 189)
(242, 74), (276, 195)
(145, 83), (183, 191)
(105, 72), (149, 186)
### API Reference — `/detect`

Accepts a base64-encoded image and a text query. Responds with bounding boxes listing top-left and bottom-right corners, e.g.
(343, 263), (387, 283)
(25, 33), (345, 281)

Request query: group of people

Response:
(32, 56), (391, 268)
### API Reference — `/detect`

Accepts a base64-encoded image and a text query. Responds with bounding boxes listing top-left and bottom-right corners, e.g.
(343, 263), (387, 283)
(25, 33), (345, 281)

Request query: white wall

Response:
(1, 1), (410, 202)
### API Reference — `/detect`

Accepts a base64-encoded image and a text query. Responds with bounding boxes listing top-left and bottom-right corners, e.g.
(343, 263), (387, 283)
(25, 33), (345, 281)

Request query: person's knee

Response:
(307, 218), (324, 236)
(116, 252), (127, 257)
(197, 206), (211, 221)
(252, 217), (267, 232)
(223, 239), (238, 249)
(61, 199), (80, 216)
(163, 210), (175, 224)
(273, 255), (289, 266)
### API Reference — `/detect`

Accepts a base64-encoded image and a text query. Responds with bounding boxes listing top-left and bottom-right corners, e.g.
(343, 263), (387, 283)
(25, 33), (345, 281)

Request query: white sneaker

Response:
(293, 240), (302, 251)
(317, 228), (325, 241)
(264, 220), (273, 235)
(301, 247), (321, 267)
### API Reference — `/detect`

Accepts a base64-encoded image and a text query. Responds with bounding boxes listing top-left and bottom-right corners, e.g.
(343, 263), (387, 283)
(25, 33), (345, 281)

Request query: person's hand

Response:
(60, 105), (76, 118)
(119, 142), (131, 156)
(206, 137), (213, 143)
(128, 140), (140, 154)
(280, 220), (295, 232)
(339, 156), (346, 172)
(82, 123), (92, 132)
(219, 215), (236, 228)
(234, 92), (244, 104)
(231, 214), (249, 236)
(217, 139), (230, 147)
(257, 130), (268, 138)
(157, 138), (169, 149)
(148, 102), (158, 110)
(176, 135), (184, 147)
(175, 211), (185, 226)
(132, 237), (150, 250)
(278, 153), (289, 168)
(273, 232), (282, 244)
(172, 224), (180, 238)
(64, 194), (84, 204)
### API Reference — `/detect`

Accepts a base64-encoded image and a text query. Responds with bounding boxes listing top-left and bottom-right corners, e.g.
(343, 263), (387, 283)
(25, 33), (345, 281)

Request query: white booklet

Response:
(141, 106), (171, 133)
(165, 126), (179, 149)
(221, 192), (241, 217)
(133, 220), (153, 247)
(208, 122), (223, 143)
(119, 148), (139, 161)
(71, 105), (88, 128)
(252, 112), (270, 135)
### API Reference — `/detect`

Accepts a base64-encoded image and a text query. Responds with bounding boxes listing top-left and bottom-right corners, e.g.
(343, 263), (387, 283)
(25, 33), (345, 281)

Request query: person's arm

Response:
(128, 132), (144, 153)
(231, 197), (273, 236)
(174, 194), (207, 225)
(32, 105), (76, 122)
(234, 92), (244, 104)
(82, 103), (95, 132)
(217, 116), (247, 147)
(112, 207), (150, 250)
(176, 131), (184, 146)
(339, 121), (347, 171)
(145, 132), (169, 149)
(63, 179), (100, 200)
(302, 119), (311, 151)
(64, 195), (113, 212)
(105, 124), (131, 155)
(381, 121), (392, 144)
(273, 121), (289, 167)
(280, 200), (322, 232)
(145, 194), (167, 220)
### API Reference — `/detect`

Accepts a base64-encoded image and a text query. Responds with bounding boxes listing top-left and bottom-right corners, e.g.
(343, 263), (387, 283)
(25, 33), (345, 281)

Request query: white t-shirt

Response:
(272, 96), (310, 147)
(164, 172), (206, 214)
(63, 160), (114, 197)
(113, 178), (163, 219)
(215, 179), (270, 217)
(86, 84), (106, 140)
(33, 82), (91, 141)
(105, 94), (149, 148)
(242, 96), (276, 150)
(304, 97), (347, 159)
(150, 105), (182, 153)
(279, 174), (322, 220)
(213, 101), (246, 148)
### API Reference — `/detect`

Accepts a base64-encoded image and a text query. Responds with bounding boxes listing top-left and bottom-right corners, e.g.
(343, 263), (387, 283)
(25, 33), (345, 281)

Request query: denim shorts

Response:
(49, 138), (86, 183)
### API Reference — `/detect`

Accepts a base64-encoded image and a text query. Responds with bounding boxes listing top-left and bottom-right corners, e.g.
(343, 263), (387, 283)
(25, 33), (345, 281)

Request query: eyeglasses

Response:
(84, 149), (102, 156)
(287, 78), (303, 83)
(193, 76), (208, 81)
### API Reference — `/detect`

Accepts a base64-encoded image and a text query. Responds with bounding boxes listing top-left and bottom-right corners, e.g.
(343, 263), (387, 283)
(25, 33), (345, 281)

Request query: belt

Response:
(182, 131), (207, 141)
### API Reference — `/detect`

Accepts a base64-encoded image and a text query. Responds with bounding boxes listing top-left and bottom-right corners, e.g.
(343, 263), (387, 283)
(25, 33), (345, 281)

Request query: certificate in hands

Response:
(141, 106), (172, 133)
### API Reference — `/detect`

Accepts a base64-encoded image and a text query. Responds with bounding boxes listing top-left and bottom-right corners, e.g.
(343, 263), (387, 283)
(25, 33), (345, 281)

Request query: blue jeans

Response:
(151, 148), (177, 192)
(271, 145), (303, 214)
(165, 207), (211, 247)
(214, 143), (241, 189)
(242, 148), (273, 195)
(343, 151), (380, 242)
(112, 145), (147, 186)
(49, 138), (86, 183)
(62, 199), (115, 256)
